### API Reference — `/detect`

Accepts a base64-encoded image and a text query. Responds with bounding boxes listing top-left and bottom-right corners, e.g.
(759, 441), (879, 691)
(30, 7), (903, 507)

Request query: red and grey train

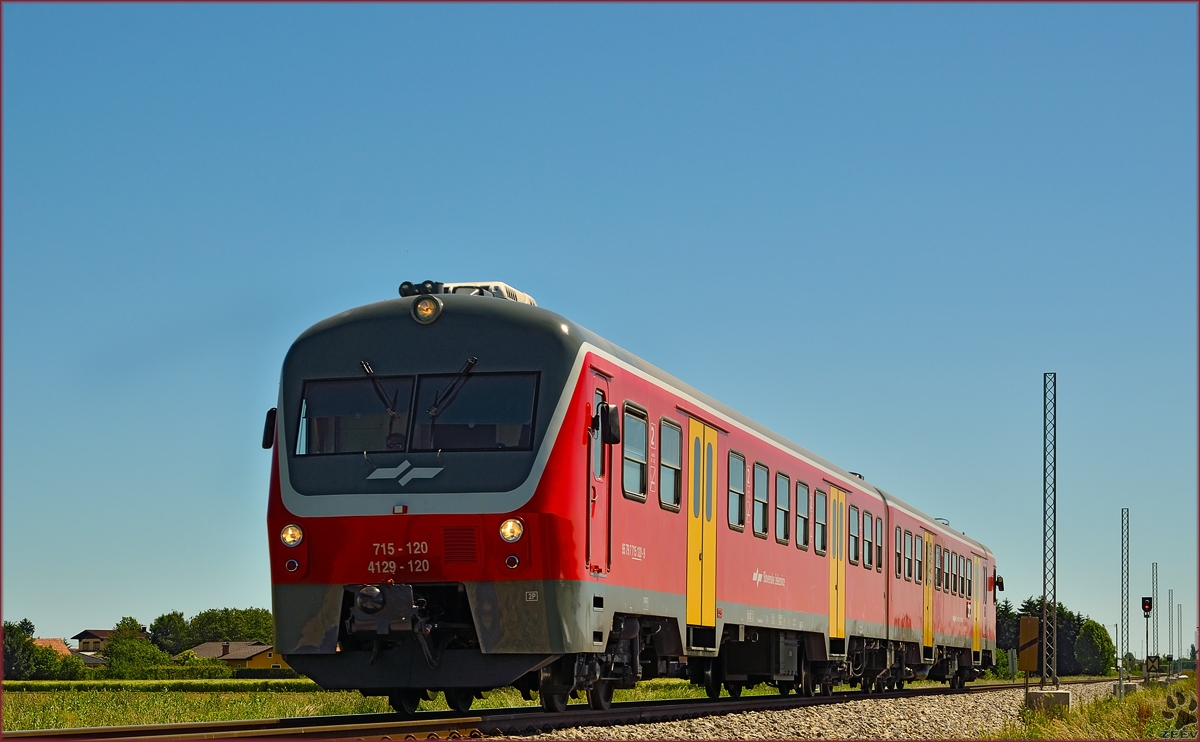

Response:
(264, 281), (1004, 714)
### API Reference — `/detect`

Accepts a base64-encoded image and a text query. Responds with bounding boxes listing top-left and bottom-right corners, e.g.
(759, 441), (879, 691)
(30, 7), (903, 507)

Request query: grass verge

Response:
(987, 676), (1197, 739)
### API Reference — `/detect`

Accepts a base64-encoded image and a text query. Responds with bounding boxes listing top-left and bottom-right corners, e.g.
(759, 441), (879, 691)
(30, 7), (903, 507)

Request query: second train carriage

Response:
(264, 281), (1002, 713)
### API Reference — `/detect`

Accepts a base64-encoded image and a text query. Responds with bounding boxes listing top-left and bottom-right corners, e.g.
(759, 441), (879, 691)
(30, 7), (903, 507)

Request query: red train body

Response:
(267, 283), (1000, 713)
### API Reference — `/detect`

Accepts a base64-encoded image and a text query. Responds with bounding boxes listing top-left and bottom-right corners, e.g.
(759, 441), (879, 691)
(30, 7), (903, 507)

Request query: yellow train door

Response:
(686, 419), (719, 630)
(828, 485), (848, 652)
(923, 532), (935, 660)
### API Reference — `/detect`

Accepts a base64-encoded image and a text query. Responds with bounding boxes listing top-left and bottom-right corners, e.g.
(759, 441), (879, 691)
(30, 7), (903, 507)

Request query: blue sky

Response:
(4, 4), (1196, 657)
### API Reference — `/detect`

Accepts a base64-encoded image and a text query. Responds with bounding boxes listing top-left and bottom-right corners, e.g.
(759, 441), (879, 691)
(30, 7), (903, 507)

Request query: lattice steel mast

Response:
(1169, 588), (1174, 661)
(1120, 508), (1129, 698)
(1153, 562), (1159, 657)
(1041, 372), (1057, 687)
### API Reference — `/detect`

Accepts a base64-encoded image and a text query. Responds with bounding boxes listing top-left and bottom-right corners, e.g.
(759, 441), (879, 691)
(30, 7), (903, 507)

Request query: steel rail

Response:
(4, 678), (1116, 740)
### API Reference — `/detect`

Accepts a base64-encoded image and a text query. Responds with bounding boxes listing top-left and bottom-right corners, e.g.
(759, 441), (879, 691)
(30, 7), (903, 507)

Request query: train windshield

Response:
(411, 372), (538, 451)
(296, 376), (414, 455)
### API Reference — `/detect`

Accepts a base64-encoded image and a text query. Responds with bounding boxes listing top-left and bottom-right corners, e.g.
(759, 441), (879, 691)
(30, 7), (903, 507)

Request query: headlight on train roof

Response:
(411, 295), (442, 324)
(280, 524), (304, 547)
(499, 519), (524, 543)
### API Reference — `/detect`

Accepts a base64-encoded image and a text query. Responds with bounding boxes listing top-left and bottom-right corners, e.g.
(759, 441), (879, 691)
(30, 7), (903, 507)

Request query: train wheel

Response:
(445, 688), (475, 713)
(703, 663), (722, 700)
(725, 682), (743, 699)
(587, 680), (613, 710)
(540, 691), (568, 713)
(389, 690), (423, 716)
(895, 680), (905, 691)
(797, 666), (813, 697)
(821, 681), (833, 696)
(777, 681), (793, 696)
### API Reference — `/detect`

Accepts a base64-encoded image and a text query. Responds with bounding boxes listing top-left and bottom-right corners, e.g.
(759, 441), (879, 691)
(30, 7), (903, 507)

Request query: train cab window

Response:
(727, 453), (746, 530)
(411, 372), (538, 451)
(659, 420), (682, 511)
(935, 545), (943, 590)
(752, 464), (769, 538)
(914, 535), (923, 584)
(796, 482), (810, 550)
(875, 518), (883, 571)
(903, 531), (913, 581)
(863, 511), (873, 568)
(296, 376), (414, 455)
(814, 491), (828, 555)
(622, 407), (648, 500)
(894, 527), (902, 579)
(950, 552), (958, 595)
(848, 505), (860, 564)
(775, 473), (790, 544)
(592, 390), (605, 479)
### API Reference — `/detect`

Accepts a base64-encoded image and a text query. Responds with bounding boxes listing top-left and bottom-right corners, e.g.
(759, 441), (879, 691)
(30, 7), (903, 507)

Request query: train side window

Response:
(903, 531), (913, 581)
(814, 491), (828, 555)
(967, 557), (973, 598)
(658, 420), (682, 511)
(752, 463), (769, 538)
(796, 482), (810, 550)
(950, 552), (958, 595)
(622, 407), (648, 501)
(960, 554), (967, 596)
(875, 518), (883, 571)
(914, 534), (923, 584)
(935, 545), (943, 590)
(848, 505), (860, 564)
(863, 510), (873, 568)
(727, 452), (745, 531)
(775, 472), (790, 544)
(894, 526), (902, 579)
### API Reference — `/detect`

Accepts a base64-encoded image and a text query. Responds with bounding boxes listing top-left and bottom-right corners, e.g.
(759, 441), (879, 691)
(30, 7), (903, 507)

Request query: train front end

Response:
(264, 284), (586, 710)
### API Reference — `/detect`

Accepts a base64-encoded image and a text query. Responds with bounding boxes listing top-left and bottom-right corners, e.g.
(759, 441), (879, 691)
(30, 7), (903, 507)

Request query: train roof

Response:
(553, 307), (993, 558)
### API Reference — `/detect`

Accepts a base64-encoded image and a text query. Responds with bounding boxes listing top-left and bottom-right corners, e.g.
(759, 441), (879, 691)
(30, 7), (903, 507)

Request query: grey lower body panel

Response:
(286, 643), (557, 691)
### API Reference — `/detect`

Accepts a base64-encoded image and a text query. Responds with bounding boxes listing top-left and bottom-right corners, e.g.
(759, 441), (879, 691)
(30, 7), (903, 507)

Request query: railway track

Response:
(5, 678), (1111, 740)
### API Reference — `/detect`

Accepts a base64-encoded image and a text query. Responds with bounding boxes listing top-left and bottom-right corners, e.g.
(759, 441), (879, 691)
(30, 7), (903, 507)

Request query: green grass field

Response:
(1, 678), (784, 731)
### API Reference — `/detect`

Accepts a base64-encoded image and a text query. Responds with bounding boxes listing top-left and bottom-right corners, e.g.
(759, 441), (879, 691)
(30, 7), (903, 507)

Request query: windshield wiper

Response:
(360, 360), (406, 447)
(426, 357), (478, 448)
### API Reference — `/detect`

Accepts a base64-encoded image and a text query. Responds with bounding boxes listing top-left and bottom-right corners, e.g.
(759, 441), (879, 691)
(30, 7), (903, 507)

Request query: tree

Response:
(996, 599), (1018, 650)
(3, 619), (78, 680)
(1075, 620), (1116, 675)
(3, 619), (36, 680)
(1191, 644), (1196, 661)
(57, 653), (86, 680)
(185, 607), (273, 646)
(102, 616), (172, 679)
(1016, 597), (1087, 675)
(149, 611), (189, 655)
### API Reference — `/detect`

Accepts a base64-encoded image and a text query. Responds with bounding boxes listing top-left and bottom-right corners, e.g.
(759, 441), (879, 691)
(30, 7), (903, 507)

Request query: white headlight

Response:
(280, 524), (304, 547)
(499, 519), (524, 543)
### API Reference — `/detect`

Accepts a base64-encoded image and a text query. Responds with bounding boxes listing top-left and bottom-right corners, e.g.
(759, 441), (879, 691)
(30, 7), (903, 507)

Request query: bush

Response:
(233, 668), (300, 679)
(3, 678), (320, 692)
(1076, 619), (1116, 675)
(104, 638), (174, 679)
(138, 665), (233, 679)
